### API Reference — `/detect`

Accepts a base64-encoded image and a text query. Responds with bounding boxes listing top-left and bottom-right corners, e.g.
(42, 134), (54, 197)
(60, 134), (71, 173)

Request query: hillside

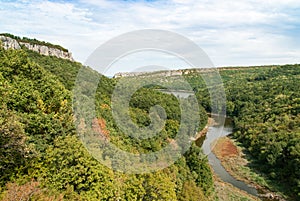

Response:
(0, 36), (213, 200)
(186, 65), (300, 199)
(116, 65), (300, 200)
(0, 35), (299, 201)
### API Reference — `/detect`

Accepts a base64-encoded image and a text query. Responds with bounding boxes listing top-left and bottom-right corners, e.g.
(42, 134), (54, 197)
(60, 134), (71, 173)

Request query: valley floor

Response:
(213, 174), (259, 201)
(211, 137), (286, 201)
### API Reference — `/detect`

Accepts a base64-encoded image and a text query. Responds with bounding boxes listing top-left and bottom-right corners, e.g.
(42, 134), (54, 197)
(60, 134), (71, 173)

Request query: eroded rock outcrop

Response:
(0, 35), (74, 61)
(0, 36), (21, 50)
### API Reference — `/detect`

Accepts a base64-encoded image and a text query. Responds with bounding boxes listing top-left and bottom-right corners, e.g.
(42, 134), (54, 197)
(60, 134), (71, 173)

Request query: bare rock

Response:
(0, 35), (74, 61)
(0, 36), (21, 50)
(19, 42), (74, 61)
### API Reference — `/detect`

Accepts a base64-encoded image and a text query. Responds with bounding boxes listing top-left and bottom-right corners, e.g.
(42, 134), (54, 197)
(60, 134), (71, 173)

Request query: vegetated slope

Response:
(184, 66), (300, 200)
(0, 43), (213, 200)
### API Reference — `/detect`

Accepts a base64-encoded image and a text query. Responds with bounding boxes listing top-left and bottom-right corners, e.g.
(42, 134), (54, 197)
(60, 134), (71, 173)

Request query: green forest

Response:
(184, 66), (300, 200)
(0, 44), (213, 200)
(0, 38), (299, 201)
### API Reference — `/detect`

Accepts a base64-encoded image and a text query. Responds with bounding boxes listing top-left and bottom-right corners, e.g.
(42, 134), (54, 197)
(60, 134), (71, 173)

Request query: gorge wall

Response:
(113, 68), (219, 78)
(113, 66), (275, 78)
(0, 35), (74, 61)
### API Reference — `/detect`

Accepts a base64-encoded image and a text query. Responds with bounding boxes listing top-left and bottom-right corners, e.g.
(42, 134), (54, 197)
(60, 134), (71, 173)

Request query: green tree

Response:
(0, 106), (32, 185)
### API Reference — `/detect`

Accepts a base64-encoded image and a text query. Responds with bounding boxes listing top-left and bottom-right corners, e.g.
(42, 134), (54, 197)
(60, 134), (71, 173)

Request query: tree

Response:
(29, 135), (116, 200)
(0, 106), (32, 185)
(143, 172), (177, 201)
(179, 181), (208, 201)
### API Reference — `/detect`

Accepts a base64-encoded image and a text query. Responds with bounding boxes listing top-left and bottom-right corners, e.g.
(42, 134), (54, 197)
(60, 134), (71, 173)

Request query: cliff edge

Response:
(0, 34), (74, 61)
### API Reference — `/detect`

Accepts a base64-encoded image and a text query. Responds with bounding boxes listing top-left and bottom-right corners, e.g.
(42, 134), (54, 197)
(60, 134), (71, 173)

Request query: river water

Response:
(199, 117), (258, 197)
(160, 89), (258, 197)
(158, 89), (194, 98)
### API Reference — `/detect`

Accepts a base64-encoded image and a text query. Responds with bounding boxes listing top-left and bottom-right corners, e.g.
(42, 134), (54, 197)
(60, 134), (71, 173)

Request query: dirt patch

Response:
(215, 137), (238, 158)
(212, 137), (287, 201)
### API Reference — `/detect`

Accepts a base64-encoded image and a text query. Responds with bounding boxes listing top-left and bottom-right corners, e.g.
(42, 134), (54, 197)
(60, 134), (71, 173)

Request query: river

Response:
(160, 89), (259, 197)
(198, 117), (258, 197)
(157, 89), (194, 98)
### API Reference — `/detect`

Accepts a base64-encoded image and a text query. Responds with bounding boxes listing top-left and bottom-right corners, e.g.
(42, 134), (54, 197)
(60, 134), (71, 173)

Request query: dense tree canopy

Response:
(1, 36), (299, 200)
(185, 66), (300, 199)
(0, 45), (212, 200)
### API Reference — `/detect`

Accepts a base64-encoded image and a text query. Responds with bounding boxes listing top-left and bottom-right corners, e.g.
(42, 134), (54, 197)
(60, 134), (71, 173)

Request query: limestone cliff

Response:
(113, 66), (272, 78)
(113, 68), (216, 78)
(0, 35), (74, 61)
(0, 35), (21, 50)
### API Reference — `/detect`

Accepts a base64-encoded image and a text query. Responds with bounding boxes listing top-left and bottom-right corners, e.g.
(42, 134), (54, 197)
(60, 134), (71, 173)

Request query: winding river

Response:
(161, 89), (258, 197)
(199, 117), (258, 196)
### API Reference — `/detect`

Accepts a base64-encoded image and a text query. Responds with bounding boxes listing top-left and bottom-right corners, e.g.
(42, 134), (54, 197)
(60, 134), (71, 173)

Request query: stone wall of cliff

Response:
(113, 68), (217, 78)
(0, 35), (74, 61)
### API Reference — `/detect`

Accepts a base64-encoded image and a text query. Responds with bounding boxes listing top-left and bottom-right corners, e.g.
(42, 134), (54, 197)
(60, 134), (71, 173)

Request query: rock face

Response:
(114, 70), (184, 78)
(113, 68), (216, 78)
(0, 36), (21, 50)
(19, 42), (74, 61)
(0, 35), (74, 61)
(113, 66), (273, 78)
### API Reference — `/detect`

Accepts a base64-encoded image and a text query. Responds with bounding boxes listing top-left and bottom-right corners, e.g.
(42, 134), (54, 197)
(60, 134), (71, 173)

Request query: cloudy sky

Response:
(1, 0), (300, 75)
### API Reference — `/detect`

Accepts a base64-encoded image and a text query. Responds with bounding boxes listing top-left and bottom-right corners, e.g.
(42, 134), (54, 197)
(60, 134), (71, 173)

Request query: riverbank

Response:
(194, 118), (214, 140)
(212, 136), (286, 201)
(213, 174), (259, 201)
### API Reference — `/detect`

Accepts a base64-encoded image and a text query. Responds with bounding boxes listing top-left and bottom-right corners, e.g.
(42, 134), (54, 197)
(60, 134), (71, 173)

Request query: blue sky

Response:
(1, 0), (300, 75)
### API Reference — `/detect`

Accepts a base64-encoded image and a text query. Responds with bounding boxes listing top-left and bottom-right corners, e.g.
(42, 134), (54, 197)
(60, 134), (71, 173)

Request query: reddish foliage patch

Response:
(92, 118), (110, 140)
(2, 180), (63, 201)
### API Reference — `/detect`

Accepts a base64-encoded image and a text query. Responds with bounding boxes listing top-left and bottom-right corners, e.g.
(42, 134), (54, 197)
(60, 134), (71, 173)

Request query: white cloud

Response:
(0, 0), (300, 75)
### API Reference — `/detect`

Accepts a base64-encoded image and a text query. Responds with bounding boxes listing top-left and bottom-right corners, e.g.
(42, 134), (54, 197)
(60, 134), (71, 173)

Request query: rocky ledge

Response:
(0, 35), (74, 61)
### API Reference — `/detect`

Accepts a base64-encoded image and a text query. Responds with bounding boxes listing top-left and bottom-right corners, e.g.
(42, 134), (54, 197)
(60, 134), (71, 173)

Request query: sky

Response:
(1, 0), (300, 75)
